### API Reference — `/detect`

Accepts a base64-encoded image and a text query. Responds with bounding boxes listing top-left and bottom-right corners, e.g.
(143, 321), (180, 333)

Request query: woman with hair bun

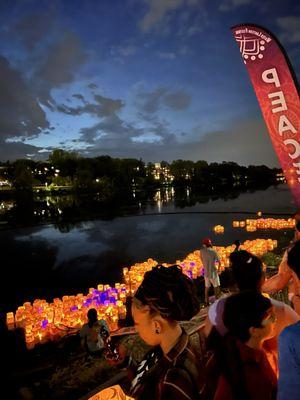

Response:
(129, 264), (204, 400)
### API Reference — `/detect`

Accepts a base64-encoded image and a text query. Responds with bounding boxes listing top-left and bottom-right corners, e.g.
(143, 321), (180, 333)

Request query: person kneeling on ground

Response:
(80, 308), (110, 357)
(128, 264), (204, 400)
(214, 291), (277, 400)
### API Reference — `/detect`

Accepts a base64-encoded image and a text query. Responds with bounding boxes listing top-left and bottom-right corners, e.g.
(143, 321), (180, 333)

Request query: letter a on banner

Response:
(231, 24), (300, 205)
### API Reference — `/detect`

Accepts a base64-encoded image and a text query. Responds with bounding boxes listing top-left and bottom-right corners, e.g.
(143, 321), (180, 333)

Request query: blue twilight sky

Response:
(0, 0), (299, 166)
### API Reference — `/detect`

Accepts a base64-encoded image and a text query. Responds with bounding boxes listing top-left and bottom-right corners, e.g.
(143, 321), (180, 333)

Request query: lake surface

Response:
(1, 184), (296, 311)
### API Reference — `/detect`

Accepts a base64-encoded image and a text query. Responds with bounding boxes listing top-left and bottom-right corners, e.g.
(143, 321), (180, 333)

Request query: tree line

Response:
(0, 149), (281, 193)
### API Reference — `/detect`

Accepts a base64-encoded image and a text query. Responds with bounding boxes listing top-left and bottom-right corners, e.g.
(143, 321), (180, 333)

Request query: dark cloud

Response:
(136, 86), (191, 114)
(56, 94), (123, 118)
(139, 0), (200, 33)
(0, 56), (49, 139)
(277, 16), (300, 43)
(0, 139), (42, 161)
(35, 31), (87, 103)
(219, 0), (252, 12)
(164, 90), (191, 110)
(78, 119), (279, 167)
(87, 83), (98, 89)
(72, 93), (85, 101)
(79, 115), (144, 145)
(12, 9), (57, 50)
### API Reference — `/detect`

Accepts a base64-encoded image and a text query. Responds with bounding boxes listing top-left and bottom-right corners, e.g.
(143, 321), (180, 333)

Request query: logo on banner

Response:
(234, 27), (271, 63)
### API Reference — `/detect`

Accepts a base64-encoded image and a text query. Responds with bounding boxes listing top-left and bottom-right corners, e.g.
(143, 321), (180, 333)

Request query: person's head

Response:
(287, 240), (300, 280)
(132, 265), (200, 346)
(223, 291), (276, 344)
(202, 238), (212, 248)
(87, 308), (98, 327)
(229, 250), (264, 292)
(233, 239), (241, 248)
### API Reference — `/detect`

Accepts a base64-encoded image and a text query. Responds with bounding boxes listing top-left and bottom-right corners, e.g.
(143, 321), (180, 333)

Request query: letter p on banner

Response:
(231, 24), (300, 205)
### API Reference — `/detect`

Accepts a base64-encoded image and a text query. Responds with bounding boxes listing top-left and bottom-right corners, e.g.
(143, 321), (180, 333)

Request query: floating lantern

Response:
(233, 218), (295, 231)
(213, 225), (225, 234)
(7, 236), (278, 349)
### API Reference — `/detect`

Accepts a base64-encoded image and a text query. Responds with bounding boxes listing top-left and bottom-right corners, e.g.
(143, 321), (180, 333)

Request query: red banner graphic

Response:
(231, 24), (300, 205)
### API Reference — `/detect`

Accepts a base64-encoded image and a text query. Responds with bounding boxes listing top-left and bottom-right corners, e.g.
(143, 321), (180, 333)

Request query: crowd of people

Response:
(83, 214), (300, 400)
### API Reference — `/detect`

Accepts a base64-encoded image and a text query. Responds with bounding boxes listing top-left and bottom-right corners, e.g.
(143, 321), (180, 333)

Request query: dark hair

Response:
(288, 240), (300, 279)
(87, 308), (98, 328)
(233, 240), (240, 247)
(223, 291), (271, 342)
(134, 265), (200, 321)
(213, 292), (271, 399)
(229, 250), (263, 291)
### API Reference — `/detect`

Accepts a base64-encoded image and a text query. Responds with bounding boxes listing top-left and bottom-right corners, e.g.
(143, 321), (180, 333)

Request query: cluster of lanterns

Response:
(6, 286), (127, 350)
(6, 238), (278, 349)
(213, 225), (225, 234)
(232, 218), (295, 232)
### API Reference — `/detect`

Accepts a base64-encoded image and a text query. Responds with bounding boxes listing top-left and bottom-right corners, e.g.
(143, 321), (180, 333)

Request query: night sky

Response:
(0, 0), (299, 165)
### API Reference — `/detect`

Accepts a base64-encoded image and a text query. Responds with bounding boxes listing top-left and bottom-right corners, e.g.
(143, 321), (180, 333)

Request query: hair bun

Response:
(136, 265), (200, 321)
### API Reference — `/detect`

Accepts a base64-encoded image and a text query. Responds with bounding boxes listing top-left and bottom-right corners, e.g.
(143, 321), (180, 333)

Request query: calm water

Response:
(1, 184), (296, 311)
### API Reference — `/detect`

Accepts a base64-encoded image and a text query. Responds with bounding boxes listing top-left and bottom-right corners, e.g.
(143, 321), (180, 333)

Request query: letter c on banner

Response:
(284, 139), (300, 159)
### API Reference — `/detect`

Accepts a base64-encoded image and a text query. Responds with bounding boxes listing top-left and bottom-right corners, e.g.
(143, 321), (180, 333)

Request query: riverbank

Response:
(8, 307), (208, 400)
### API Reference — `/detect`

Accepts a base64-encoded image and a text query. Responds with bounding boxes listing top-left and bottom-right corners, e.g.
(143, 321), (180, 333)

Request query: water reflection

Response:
(0, 183), (296, 230)
(0, 184), (295, 310)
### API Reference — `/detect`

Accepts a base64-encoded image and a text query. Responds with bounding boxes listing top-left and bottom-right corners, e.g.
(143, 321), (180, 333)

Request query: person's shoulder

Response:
(280, 321), (300, 340)
(208, 297), (227, 324)
(80, 323), (88, 335)
(270, 298), (299, 318)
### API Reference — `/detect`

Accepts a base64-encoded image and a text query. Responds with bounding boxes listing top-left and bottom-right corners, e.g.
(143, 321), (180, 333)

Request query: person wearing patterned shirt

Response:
(129, 265), (205, 400)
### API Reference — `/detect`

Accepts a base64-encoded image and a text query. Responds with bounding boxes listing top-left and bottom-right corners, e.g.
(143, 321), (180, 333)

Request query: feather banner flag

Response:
(231, 24), (300, 205)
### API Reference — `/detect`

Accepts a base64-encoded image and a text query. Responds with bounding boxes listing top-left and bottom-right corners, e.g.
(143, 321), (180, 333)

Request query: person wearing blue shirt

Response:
(278, 241), (300, 400)
(278, 321), (300, 400)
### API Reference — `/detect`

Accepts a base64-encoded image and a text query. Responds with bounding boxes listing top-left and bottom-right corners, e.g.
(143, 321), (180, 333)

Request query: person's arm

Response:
(262, 252), (292, 293)
(204, 315), (214, 338)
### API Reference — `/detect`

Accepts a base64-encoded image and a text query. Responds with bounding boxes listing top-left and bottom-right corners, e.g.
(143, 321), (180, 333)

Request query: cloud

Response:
(72, 93), (85, 101)
(35, 31), (87, 103)
(219, 0), (251, 11)
(12, 9), (57, 50)
(87, 83), (98, 89)
(0, 56), (49, 140)
(136, 86), (191, 114)
(57, 93), (124, 118)
(157, 51), (176, 59)
(79, 114), (143, 145)
(0, 138), (43, 161)
(117, 45), (137, 57)
(164, 90), (191, 110)
(139, 0), (183, 32)
(277, 17), (300, 43)
(78, 119), (279, 167)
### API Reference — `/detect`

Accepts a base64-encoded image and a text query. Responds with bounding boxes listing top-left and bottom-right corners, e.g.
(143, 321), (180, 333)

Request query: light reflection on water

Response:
(0, 184), (296, 308)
